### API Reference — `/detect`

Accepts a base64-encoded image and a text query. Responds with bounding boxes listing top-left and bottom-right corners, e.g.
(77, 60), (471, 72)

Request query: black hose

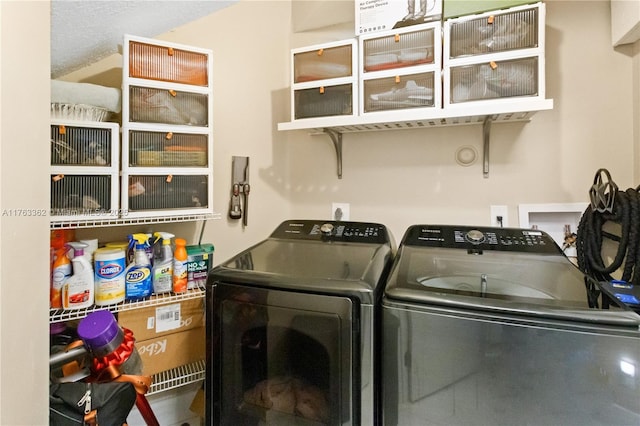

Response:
(576, 175), (640, 294)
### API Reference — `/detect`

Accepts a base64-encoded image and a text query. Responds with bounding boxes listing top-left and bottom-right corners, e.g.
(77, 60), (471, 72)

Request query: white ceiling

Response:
(50, 0), (237, 79)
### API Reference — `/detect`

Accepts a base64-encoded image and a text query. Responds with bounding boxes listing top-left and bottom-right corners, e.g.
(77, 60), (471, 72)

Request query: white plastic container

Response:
(94, 247), (126, 306)
(62, 242), (95, 310)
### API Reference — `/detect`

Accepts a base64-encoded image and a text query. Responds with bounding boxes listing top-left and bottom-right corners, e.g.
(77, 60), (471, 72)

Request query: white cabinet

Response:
(50, 120), (120, 222)
(359, 21), (442, 114)
(290, 39), (358, 121)
(443, 2), (545, 107)
(122, 35), (214, 218)
(611, 0), (640, 46)
(279, 2), (552, 178)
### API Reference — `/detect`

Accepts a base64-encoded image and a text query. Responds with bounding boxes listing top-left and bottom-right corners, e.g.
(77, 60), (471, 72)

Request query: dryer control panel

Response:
(403, 225), (563, 254)
(270, 220), (390, 244)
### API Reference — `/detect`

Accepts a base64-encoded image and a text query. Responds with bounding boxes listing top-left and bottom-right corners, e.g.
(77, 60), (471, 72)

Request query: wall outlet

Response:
(490, 205), (509, 227)
(332, 203), (350, 221)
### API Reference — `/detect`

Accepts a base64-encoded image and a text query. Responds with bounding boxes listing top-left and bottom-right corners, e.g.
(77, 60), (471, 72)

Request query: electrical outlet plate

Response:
(332, 203), (350, 221)
(490, 205), (509, 227)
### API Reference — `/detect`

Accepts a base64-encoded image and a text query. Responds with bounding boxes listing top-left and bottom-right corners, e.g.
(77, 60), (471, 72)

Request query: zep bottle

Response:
(94, 247), (126, 306)
(125, 233), (153, 301)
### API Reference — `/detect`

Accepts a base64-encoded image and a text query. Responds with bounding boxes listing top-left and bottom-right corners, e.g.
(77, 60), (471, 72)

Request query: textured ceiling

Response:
(51, 0), (237, 79)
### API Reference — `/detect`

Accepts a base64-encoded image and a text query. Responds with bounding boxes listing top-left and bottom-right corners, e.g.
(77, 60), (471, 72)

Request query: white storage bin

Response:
(444, 2), (543, 62)
(291, 40), (358, 121)
(123, 128), (210, 168)
(122, 173), (212, 218)
(122, 35), (214, 219)
(50, 170), (120, 221)
(362, 70), (439, 113)
(443, 2), (545, 108)
(126, 35), (210, 87)
(360, 22), (441, 74)
(446, 55), (540, 104)
(50, 121), (120, 222)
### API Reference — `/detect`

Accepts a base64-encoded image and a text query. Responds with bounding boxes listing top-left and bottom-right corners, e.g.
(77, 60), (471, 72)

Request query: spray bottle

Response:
(51, 241), (72, 309)
(173, 238), (188, 293)
(62, 242), (95, 310)
(152, 232), (174, 294)
(125, 233), (153, 301)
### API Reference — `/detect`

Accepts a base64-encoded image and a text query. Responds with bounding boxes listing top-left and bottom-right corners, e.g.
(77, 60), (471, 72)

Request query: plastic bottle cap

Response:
(77, 310), (121, 350)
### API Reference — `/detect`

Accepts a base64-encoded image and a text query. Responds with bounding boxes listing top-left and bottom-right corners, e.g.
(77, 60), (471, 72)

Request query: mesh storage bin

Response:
(129, 86), (209, 126)
(362, 25), (438, 73)
(128, 39), (209, 86)
(51, 123), (117, 167)
(294, 84), (353, 119)
(448, 56), (538, 103)
(50, 173), (118, 219)
(125, 174), (209, 213)
(293, 44), (353, 83)
(126, 130), (208, 167)
(363, 72), (436, 112)
(447, 3), (541, 59)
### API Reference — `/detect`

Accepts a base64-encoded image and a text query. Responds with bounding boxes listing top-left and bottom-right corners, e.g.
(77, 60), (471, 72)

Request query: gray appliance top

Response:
(384, 225), (640, 327)
(208, 220), (395, 302)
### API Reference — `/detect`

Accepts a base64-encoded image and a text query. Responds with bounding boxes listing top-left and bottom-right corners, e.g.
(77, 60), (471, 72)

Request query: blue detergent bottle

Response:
(124, 233), (153, 301)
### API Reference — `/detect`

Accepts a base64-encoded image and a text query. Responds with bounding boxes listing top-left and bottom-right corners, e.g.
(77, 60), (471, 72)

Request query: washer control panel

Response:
(404, 224), (562, 254)
(271, 220), (389, 244)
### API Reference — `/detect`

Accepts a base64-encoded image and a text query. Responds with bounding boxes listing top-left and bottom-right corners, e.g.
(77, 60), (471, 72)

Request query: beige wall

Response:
(0, 0), (638, 422)
(0, 1), (51, 424)
(64, 0), (639, 258)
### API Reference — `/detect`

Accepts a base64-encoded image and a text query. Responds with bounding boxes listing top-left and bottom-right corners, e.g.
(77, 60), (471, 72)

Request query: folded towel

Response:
(51, 80), (122, 113)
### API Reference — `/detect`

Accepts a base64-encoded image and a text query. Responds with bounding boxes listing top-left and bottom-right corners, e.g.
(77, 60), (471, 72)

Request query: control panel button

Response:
(320, 223), (334, 235)
(466, 229), (485, 244)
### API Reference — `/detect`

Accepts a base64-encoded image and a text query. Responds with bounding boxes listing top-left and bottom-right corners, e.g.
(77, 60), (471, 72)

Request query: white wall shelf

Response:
(278, 98), (553, 178)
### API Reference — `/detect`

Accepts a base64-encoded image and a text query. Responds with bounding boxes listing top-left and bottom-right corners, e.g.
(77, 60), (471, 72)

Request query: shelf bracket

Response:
(483, 116), (492, 178)
(323, 128), (343, 179)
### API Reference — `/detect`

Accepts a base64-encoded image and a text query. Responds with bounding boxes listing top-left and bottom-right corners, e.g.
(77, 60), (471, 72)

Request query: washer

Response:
(206, 220), (395, 425)
(382, 224), (640, 426)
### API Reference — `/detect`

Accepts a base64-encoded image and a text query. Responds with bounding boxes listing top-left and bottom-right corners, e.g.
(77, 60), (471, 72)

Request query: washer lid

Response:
(384, 225), (640, 327)
(210, 220), (394, 302)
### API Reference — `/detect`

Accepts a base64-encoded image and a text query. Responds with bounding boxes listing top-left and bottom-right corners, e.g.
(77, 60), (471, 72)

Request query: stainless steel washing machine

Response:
(382, 225), (640, 426)
(206, 220), (395, 425)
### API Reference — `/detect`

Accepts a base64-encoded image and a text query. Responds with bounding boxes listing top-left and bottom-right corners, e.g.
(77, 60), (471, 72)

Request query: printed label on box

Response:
(356, 0), (442, 35)
(155, 303), (181, 333)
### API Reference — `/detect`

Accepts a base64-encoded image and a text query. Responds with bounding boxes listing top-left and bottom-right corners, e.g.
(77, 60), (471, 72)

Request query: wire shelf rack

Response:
(49, 287), (206, 323)
(148, 359), (205, 396)
(50, 212), (221, 229)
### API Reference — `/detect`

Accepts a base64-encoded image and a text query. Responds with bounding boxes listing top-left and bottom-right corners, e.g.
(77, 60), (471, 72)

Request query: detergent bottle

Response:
(152, 231), (174, 294)
(62, 242), (95, 310)
(51, 242), (72, 309)
(125, 233), (153, 301)
(173, 238), (188, 293)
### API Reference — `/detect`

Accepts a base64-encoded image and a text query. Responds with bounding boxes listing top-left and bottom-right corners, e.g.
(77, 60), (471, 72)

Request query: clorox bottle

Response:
(125, 233), (153, 301)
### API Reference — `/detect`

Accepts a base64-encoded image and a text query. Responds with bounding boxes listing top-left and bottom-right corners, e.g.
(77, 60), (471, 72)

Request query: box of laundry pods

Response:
(356, 0), (442, 36)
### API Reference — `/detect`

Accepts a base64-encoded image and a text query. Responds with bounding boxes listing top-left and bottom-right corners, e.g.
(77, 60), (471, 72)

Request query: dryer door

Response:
(210, 282), (357, 426)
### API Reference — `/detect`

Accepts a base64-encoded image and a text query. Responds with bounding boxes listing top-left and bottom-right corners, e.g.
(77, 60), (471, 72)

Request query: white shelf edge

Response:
(50, 211), (221, 229)
(277, 98), (554, 132)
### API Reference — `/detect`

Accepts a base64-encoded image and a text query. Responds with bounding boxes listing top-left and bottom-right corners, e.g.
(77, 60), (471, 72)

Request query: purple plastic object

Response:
(77, 310), (122, 352)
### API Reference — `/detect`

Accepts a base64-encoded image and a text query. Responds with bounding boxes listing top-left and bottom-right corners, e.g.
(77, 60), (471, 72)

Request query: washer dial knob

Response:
(320, 223), (334, 235)
(466, 229), (485, 244)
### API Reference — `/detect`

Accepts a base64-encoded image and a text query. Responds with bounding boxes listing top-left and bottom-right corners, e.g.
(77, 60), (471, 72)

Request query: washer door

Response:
(211, 282), (356, 426)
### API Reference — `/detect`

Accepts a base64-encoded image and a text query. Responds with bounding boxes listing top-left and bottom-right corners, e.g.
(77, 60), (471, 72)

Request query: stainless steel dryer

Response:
(206, 220), (395, 425)
(382, 225), (640, 426)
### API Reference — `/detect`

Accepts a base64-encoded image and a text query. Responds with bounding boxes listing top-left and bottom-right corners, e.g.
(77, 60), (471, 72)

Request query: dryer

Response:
(206, 220), (395, 425)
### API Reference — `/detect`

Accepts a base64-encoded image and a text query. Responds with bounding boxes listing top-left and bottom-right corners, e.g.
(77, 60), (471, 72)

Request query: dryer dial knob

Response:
(466, 229), (485, 244)
(320, 223), (334, 235)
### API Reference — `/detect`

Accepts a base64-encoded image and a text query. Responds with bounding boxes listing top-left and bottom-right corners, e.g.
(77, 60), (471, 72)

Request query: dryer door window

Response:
(213, 283), (357, 426)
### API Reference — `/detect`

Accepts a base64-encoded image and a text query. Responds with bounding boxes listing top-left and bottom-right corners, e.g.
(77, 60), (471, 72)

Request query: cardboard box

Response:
(443, 0), (535, 19)
(356, 0), (442, 35)
(136, 326), (205, 376)
(118, 297), (204, 341)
